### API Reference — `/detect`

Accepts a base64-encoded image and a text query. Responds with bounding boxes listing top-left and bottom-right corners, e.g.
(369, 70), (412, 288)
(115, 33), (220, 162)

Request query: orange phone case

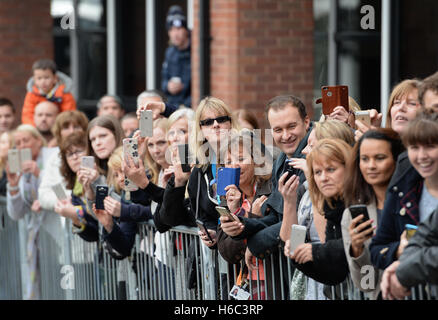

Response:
(317, 85), (349, 115)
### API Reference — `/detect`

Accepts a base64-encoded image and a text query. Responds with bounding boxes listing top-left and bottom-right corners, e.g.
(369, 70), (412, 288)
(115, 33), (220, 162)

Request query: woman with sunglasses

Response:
(185, 96), (240, 297)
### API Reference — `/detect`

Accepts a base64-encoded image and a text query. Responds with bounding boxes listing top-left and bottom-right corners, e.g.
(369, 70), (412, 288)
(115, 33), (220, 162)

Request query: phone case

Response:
(123, 138), (139, 192)
(177, 144), (192, 172)
(52, 183), (67, 200)
(139, 110), (153, 137)
(81, 156), (95, 169)
(354, 111), (371, 126)
(289, 224), (307, 255)
(95, 185), (108, 210)
(217, 167), (241, 196)
(316, 85), (349, 115)
(8, 149), (20, 173)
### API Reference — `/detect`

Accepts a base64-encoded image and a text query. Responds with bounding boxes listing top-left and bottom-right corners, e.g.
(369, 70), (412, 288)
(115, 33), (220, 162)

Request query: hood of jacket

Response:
(26, 71), (74, 94)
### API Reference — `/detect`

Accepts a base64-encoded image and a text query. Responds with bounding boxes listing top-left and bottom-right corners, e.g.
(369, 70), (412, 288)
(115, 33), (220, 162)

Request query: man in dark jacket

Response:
(161, 5), (191, 108)
(224, 95), (312, 259)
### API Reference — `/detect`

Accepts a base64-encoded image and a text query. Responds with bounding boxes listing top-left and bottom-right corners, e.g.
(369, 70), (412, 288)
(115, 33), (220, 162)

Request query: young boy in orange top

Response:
(22, 59), (76, 126)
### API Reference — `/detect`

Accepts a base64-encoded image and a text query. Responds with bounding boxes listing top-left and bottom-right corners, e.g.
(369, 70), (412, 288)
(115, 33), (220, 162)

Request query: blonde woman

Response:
(6, 124), (47, 300)
(188, 96), (240, 244)
(154, 107), (196, 230)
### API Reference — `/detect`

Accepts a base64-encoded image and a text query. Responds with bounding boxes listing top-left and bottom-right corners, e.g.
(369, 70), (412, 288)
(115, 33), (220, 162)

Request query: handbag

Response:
(290, 268), (307, 300)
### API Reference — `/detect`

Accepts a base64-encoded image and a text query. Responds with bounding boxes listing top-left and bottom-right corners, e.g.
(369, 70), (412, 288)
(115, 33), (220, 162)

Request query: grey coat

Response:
(341, 203), (382, 300)
(396, 207), (438, 289)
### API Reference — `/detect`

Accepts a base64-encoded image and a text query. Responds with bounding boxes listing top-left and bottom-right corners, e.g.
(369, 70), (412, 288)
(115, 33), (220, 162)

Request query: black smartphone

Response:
(283, 159), (299, 181)
(196, 219), (214, 242)
(177, 144), (191, 173)
(95, 185), (108, 210)
(349, 204), (371, 230)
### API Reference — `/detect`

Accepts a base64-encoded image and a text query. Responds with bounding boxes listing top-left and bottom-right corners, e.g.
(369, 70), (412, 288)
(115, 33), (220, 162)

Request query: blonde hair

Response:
(189, 96), (240, 168)
(145, 118), (169, 184)
(107, 146), (123, 194)
(307, 138), (352, 213)
(12, 124), (47, 148)
(385, 79), (421, 128)
(314, 120), (355, 145)
(167, 107), (195, 130)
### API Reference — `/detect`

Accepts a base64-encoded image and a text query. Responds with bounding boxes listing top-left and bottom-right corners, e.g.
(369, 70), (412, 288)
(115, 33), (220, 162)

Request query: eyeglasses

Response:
(66, 149), (86, 159)
(199, 116), (231, 127)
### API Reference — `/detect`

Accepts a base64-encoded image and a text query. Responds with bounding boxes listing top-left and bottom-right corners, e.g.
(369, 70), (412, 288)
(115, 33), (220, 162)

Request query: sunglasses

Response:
(199, 115), (231, 127)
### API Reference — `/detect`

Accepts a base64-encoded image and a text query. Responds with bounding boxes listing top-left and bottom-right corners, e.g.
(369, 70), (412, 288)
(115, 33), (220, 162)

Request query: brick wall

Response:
(0, 0), (53, 124)
(192, 0), (314, 128)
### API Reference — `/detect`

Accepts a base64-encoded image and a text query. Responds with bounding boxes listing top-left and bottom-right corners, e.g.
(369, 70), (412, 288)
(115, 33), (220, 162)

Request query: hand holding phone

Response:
(123, 138), (140, 192)
(217, 167), (240, 196)
(95, 185), (108, 210)
(289, 224), (307, 256)
(81, 156), (95, 169)
(317, 85), (349, 115)
(139, 110), (153, 137)
(282, 158), (299, 182)
(177, 144), (192, 173)
(405, 224), (418, 240)
(196, 219), (214, 243)
(354, 111), (371, 127)
(349, 204), (372, 231)
(216, 206), (238, 222)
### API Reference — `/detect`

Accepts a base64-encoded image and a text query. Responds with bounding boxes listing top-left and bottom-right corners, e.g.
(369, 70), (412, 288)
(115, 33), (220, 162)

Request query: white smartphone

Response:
(123, 138), (139, 192)
(354, 111), (371, 126)
(52, 183), (67, 200)
(139, 110), (153, 137)
(8, 149), (20, 173)
(81, 156), (95, 169)
(289, 224), (307, 255)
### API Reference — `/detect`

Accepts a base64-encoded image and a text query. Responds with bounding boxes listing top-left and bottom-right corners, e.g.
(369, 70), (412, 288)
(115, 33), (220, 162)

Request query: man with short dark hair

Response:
(221, 94), (313, 297)
(0, 97), (16, 134)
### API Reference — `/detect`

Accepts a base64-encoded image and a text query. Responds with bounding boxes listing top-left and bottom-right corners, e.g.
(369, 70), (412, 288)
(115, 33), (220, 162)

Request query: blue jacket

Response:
(161, 42), (191, 107)
(369, 151), (422, 270)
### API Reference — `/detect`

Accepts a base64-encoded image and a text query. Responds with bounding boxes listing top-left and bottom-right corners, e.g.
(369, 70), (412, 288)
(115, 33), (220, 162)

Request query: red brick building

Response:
(0, 0), (53, 127)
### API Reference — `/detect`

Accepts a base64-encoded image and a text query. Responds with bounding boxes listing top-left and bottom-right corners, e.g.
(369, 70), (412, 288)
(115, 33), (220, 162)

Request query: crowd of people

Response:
(2, 53), (438, 301)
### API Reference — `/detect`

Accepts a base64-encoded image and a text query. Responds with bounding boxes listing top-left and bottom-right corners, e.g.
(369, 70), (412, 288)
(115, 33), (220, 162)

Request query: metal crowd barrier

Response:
(0, 197), (436, 300)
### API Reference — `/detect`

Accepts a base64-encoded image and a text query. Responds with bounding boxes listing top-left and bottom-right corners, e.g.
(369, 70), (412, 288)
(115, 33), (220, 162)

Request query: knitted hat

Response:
(166, 5), (187, 30)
